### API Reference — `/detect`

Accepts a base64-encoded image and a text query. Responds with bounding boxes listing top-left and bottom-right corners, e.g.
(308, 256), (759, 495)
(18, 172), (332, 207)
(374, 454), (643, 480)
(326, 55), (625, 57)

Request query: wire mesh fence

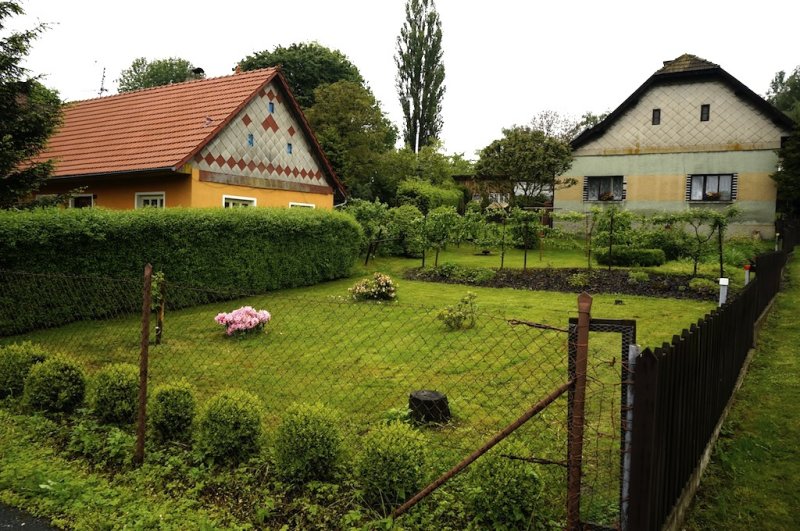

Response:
(0, 267), (592, 526)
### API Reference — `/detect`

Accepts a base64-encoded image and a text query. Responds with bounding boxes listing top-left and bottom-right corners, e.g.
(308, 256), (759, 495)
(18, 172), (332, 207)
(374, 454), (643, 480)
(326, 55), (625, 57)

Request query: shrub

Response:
(349, 273), (396, 301)
(274, 402), (343, 484)
(636, 227), (691, 261)
(196, 390), (263, 465)
(432, 263), (496, 284)
(67, 417), (135, 469)
(567, 272), (589, 289)
(437, 292), (478, 330)
(465, 445), (541, 528)
(596, 247), (666, 267)
(214, 306), (271, 337)
(0, 207), (362, 335)
(23, 357), (86, 414)
(356, 422), (426, 510)
(91, 363), (139, 425)
(150, 382), (196, 443)
(689, 277), (718, 295)
(386, 204), (424, 257)
(396, 179), (462, 214)
(0, 342), (47, 398)
(627, 270), (650, 284)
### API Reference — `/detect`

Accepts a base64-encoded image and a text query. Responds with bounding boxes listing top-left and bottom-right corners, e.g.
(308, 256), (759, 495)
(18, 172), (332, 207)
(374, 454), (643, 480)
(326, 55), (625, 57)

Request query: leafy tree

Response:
(475, 126), (574, 204)
(423, 206), (458, 266)
(117, 57), (202, 92)
(395, 0), (445, 151)
(766, 66), (800, 123)
(509, 208), (542, 270)
(772, 127), (800, 215)
(387, 204), (424, 257)
(0, 1), (62, 209)
(305, 81), (397, 201)
(343, 199), (390, 263)
(239, 42), (362, 108)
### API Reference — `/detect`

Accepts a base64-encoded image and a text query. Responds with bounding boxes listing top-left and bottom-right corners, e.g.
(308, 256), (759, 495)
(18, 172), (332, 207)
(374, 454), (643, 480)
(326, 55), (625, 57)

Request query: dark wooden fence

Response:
(627, 249), (788, 530)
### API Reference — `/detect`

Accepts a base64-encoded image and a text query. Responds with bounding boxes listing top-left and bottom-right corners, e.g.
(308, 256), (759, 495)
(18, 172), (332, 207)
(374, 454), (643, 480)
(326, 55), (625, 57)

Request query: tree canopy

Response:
(772, 127), (800, 215)
(117, 57), (202, 92)
(766, 66), (800, 124)
(0, 1), (62, 209)
(305, 81), (397, 200)
(475, 126), (574, 203)
(239, 42), (363, 108)
(395, 0), (445, 151)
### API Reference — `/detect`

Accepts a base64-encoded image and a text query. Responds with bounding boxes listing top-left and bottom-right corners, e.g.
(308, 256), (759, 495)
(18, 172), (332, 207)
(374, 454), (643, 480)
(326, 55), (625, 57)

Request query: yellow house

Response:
(555, 54), (795, 238)
(35, 67), (345, 210)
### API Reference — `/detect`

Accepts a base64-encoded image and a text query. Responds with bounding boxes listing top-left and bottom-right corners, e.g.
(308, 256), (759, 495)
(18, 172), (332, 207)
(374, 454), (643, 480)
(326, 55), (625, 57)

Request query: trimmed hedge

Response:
(23, 357), (86, 414)
(396, 179), (461, 214)
(0, 342), (48, 398)
(91, 363), (139, 425)
(0, 207), (362, 334)
(595, 247), (666, 267)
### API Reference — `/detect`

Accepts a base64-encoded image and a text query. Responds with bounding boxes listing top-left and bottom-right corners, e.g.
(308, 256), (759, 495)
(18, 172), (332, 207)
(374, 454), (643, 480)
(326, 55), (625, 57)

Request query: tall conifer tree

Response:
(395, 0), (445, 152)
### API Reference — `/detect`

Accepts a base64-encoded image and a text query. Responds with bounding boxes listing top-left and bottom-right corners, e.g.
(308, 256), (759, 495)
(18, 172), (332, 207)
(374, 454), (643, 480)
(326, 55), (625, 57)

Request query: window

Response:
(652, 108), (661, 125)
(700, 104), (710, 122)
(247, 133), (254, 147)
(287, 143), (293, 154)
(69, 194), (94, 208)
(689, 174), (734, 201)
(584, 176), (624, 201)
(135, 192), (165, 209)
(289, 202), (315, 209)
(268, 102), (275, 113)
(223, 195), (256, 208)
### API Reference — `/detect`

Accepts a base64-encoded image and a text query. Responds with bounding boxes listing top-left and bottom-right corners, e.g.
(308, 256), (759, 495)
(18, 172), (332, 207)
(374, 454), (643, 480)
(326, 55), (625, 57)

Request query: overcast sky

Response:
(11, 0), (799, 158)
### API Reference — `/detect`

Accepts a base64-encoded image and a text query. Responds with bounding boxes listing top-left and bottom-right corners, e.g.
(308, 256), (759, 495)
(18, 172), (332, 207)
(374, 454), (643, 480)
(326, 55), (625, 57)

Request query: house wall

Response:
(554, 79), (789, 238)
(187, 80), (334, 209)
(39, 173), (192, 209)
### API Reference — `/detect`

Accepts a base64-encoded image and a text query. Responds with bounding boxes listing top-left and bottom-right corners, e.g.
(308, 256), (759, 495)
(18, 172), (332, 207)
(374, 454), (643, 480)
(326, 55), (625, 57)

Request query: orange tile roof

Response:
(38, 68), (280, 177)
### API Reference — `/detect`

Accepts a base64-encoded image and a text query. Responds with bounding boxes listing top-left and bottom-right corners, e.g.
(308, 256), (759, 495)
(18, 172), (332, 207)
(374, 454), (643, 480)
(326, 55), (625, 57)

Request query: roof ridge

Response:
(67, 67), (280, 104)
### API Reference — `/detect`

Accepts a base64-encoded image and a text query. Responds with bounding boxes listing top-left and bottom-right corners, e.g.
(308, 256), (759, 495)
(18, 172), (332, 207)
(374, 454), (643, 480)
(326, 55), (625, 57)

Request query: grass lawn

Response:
(683, 257), (800, 530)
(0, 257), (717, 527)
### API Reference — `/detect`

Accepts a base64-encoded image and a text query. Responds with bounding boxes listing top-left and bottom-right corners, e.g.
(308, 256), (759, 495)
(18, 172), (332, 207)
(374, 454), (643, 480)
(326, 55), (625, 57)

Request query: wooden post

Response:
(567, 292), (592, 530)
(134, 263), (152, 466)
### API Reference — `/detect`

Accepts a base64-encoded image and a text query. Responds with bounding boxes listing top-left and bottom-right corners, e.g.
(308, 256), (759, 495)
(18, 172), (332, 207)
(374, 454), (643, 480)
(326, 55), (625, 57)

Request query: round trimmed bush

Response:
(0, 342), (48, 398)
(196, 389), (263, 465)
(150, 382), (196, 443)
(465, 444), (541, 528)
(91, 363), (139, 424)
(274, 402), (343, 483)
(23, 357), (86, 414)
(356, 422), (426, 510)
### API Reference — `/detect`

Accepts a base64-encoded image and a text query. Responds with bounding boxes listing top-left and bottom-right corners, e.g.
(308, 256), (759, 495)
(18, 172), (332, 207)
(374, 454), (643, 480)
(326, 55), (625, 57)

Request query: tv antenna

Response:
(98, 67), (108, 96)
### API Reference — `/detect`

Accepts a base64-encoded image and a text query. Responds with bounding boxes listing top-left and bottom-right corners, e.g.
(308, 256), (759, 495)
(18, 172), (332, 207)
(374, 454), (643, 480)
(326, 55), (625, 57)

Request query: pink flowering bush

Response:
(214, 306), (271, 337)
(349, 273), (397, 301)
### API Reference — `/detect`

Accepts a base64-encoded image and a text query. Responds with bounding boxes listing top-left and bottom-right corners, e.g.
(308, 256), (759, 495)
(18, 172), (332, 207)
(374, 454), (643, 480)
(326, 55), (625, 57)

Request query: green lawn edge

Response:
(684, 257), (800, 530)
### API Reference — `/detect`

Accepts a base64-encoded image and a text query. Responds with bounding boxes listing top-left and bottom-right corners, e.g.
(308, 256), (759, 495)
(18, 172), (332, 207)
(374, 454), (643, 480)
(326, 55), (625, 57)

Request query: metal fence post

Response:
(134, 263), (152, 466)
(567, 292), (592, 530)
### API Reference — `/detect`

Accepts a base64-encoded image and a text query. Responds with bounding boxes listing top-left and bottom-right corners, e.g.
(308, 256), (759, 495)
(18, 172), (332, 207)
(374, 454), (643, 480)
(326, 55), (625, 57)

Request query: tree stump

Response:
(409, 390), (451, 424)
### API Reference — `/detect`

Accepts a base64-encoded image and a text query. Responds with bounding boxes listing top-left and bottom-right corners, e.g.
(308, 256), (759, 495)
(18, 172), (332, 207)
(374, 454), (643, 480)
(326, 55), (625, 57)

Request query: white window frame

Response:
(584, 176), (624, 202)
(69, 194), (94, 208)
(223, 195), (257, 208)
(289, 202), (316, 209)
(135, 191), (166, 209)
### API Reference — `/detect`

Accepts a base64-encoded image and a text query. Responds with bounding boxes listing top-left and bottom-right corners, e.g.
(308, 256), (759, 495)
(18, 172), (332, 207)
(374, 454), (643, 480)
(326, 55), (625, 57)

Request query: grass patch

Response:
(684, 258), (800, 530)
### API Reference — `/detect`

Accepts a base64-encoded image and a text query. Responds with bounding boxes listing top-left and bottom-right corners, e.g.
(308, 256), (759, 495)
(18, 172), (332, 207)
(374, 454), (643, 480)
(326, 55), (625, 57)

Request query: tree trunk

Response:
(409, 390), (451, 424)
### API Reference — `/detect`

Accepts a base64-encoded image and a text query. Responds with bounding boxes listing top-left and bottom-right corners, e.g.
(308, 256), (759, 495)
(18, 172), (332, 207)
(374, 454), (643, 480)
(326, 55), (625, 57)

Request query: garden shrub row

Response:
(595, 246), (667, 267)
(0, 207), (362, 334)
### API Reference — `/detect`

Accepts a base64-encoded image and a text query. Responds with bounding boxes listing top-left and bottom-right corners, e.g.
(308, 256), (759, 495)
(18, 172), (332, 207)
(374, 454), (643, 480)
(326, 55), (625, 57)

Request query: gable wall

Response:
(189, 81), (332, 198)
(576, 80), (788, 156)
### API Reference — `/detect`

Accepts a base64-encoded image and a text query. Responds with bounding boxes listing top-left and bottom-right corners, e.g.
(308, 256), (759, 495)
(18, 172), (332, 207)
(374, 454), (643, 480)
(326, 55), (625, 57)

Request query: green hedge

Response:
(396, 179), (461, 214)
(595, 247), (667, 267)
(0, 207), (362, 334)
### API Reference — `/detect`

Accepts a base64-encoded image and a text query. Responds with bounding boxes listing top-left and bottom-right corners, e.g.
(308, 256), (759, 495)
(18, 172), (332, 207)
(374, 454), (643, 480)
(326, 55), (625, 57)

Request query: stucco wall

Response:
(189, 80), (332, 196)
(39, 174), (192, 209)
(575, 80), (787, 156)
